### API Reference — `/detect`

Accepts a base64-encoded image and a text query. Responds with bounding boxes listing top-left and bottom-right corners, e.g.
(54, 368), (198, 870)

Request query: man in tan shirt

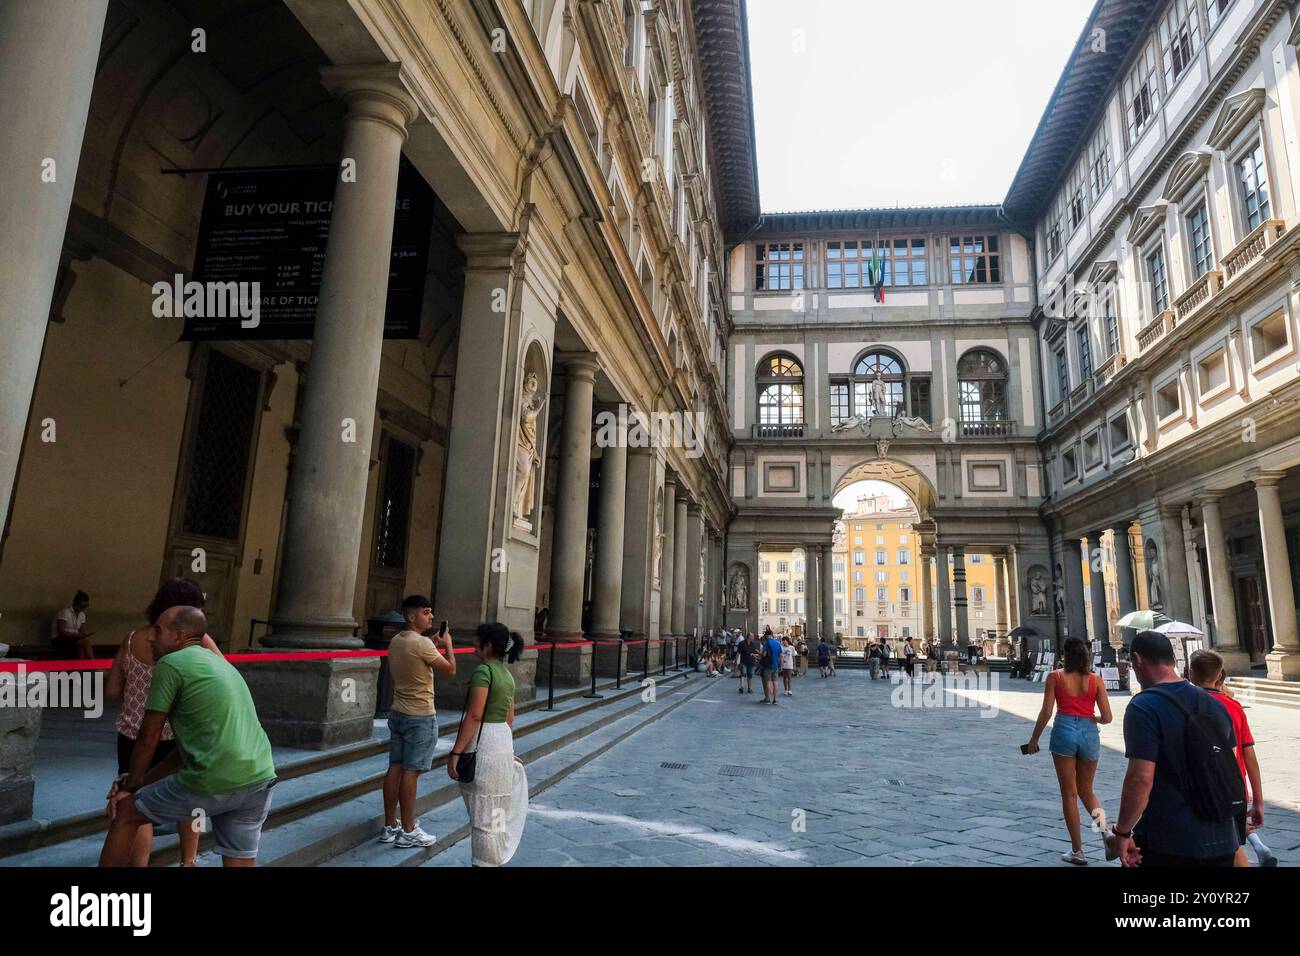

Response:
(380, 595), (455, 847)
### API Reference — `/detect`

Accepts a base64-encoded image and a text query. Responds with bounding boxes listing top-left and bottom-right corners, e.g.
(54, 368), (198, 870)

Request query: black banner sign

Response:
(183, 162), (434, 340)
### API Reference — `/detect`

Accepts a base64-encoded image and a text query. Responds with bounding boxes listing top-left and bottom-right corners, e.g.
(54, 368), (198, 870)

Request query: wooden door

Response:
(1235, 575), (1269, 661)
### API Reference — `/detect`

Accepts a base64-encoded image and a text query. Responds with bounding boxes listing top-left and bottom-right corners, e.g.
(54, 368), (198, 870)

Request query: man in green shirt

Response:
(100, 605), (276, 867)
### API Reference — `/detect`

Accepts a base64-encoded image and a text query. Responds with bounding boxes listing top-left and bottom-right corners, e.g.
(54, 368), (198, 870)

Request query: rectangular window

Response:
(853, 587), (866, 603)
(826, 238), (928, 288)
(1156, 379), (1182, 419)
(876, 587), (888, 602)
(1158, 0), (1202, 90)
(1123, 41), (1161, 146)
(754, 242), (805, 291)
(875, 550), (887, 565)
(1062, 448), (1078, 482)
(777, 561), (789, 573)
(853, 551), (865, 566)
(909, 376), (932, 424)
(373, 435), (415, 570)
(1066, 161), (1088, 230)
(1077, 325), (1093, 380)
(777, 579), (789, 593)
(1147, 246), (1169, 313)
(795, 579), (805, 594)
(180, 350), (261, 541)
(875, 571), (888, 583)
(949, 235), (1000, 284)
(830, 381), (851, 426)
(1109, 415), (1131, 450)
(1087, 123), (1112, 200)
(1238, 142), (1271, 231)
(1056, 349), (1069, 400)
(1206, 0), (1235, 31)
(777, 599), (789, 615)
(1103, 292), (1120, 357)
(1187, 203), (1214, 278)
(898, 550), (910, 565)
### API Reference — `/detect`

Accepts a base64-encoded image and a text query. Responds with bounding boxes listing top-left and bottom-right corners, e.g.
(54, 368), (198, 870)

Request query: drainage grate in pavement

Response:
(660, 762), (689, 770)
(719, 765), (773, 778)
(884, 778), (906, 787)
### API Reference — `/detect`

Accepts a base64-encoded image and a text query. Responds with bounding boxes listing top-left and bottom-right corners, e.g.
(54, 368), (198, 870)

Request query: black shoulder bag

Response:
(453, 665), (493, 784)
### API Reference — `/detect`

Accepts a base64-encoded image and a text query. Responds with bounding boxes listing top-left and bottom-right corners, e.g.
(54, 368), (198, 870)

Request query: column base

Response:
(0, 700), (41, 825)
(625, 635), (661, 673)
(590, 637), (629, 678)
(1265, 647), (1300, 682)
(261, 618), (364, 650)
(1213, 648), (1254, 677)
(545, 643), (593, 688)
(236, 655), (379, 749)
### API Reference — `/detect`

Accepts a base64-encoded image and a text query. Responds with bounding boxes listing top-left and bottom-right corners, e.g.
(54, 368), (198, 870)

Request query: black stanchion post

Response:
(583, 640), (602, 700)
(616, 638), (624, 690)
(643, 640), (650, 683)
(545, 638), (557, 711)
(661, 638), (667, 676)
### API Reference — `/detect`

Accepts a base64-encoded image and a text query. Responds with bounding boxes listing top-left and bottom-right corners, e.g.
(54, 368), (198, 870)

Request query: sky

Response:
(832, 479), (910, 512)
(746, 0), (1099, 210)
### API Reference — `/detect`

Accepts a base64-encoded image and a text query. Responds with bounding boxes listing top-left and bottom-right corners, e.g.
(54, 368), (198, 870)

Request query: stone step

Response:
(319, 675), (713, 868)
(0, 671), (690, 867)
(1224, 677), (1300, 710)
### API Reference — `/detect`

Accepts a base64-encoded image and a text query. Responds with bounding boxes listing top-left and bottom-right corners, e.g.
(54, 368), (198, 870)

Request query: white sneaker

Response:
(1061, 849), (1088, 866)
(378, 824), (400, 844)
(395, 825), (437, 848)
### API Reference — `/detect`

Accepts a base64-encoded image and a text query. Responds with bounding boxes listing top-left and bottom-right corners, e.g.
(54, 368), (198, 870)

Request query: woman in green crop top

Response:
(448, 623), (528, 865)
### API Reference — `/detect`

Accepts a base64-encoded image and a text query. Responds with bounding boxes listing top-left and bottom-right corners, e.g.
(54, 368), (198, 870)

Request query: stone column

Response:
(620, 447), (657, 672)
(0, 0), (110, 531)
(591, 439), (627, 677)
(952, 547), (970, 647)
(920, 549), (935, 643)
(994, 555), (1010, 654)
(250, 66), (418, 747)
(1061, 537), (1088, 642)
(751, 541), (763, 635)
(591, 441), (627, 638)
(804, 548), (819, 641)
(1254, 473), (1300, 680)
(1112, 522), (1137, 617)
(683, 503), (705, 642)
(671, 491), (689, 650)
(546, 355), (599, 684)
(1007, 546), (1021, 628)
(1087, 534), (1109, 646)
(1157, 504), (1195, 624)
(660, 477), (677, 642)
(821, 544), (835, 643)
(1199, 495), (1249, 674)
(936, 548), (953, 651)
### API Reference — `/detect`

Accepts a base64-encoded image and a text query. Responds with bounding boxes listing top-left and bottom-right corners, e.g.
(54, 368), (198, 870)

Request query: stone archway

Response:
(834, 456), (938, 520)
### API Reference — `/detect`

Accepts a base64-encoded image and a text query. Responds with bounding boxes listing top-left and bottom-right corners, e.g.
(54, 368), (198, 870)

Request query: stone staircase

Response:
(0, 669), (711, 867)
(1223, 676), (1300, 711)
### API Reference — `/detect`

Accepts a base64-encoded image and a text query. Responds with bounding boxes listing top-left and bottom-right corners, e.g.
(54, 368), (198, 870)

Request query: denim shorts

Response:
(388, 711), (438, 772)
(134, 775), (276, 859)
(1049, 714), (1100, 762)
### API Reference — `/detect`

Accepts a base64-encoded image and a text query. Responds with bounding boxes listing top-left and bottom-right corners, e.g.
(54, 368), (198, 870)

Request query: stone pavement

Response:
(427, 668), (1300, 867)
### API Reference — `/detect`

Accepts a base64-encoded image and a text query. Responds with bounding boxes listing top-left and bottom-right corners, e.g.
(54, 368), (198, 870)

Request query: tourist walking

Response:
(780, 635), (795, 696)
(736, 633), (757, 694)
(796, 636), (808, 676)
(1108, 631), (1243, 868)
(448, 623), (528, 866)
(380, 595), (456, 848)
(100, 606), (276, 867)
(879, 639), (892, 677)
(1189, 650), (1275, 867)
(104, 577), (221, 867)
(816, 636), (831, 677)
(866, 641), (881, 679)
(761, 629), (783, 703)
(1023, 636), (1112, 865)
(903, 637), (917, 679)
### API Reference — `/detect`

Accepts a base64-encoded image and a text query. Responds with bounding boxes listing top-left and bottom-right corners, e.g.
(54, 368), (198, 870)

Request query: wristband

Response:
(1113, 827), (1131, 838)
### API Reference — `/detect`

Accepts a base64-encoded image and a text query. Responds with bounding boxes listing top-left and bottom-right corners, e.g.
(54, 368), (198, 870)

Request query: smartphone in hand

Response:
(1020, 744), (1032, 755)
(438, 620), (448, 637)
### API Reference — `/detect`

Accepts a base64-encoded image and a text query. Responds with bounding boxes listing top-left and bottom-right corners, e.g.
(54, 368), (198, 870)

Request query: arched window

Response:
(957, 349), (1008, 429)
(756, 354), (804, 434)
(830, 349), (920, 425)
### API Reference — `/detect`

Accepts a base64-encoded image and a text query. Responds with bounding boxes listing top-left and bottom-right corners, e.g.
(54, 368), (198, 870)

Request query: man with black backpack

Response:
(1109, 631), (1244, 867)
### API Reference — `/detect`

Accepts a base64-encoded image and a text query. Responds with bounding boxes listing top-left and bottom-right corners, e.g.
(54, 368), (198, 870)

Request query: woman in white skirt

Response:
(448, 623), (528, 866)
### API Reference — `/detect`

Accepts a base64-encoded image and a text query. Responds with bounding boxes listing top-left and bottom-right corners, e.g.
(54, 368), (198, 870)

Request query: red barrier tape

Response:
(0, 638), (683, 672)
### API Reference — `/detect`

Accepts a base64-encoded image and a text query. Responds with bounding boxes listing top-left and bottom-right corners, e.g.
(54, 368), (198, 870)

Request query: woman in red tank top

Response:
(1025, 637), (1113, 864)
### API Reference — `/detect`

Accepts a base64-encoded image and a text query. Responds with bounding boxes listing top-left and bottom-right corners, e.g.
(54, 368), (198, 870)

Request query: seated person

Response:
(53, 591), (95, 659)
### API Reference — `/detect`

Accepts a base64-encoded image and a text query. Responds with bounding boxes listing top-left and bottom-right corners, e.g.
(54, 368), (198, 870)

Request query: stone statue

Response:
(512, 371), (546, 530)
(729, 567), (749, 610)
(875, 438), (890, 458)
(1054, 585), (1066, 618)
(893, 413), (933, 433)
(652, 493), (665, 586)
(1147, 544), (1163, 608)
(871, 374), (888, 415)
(1029, 571), (1048, 616)
(699, 534), (707, 601)
(831, 414), (868, 433)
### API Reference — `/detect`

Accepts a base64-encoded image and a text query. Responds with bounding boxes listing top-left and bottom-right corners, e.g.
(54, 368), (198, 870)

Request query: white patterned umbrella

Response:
(1155, 620), (1204, 637)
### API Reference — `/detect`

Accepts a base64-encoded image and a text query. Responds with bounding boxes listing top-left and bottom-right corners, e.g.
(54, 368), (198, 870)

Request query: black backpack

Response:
(1147, 684), (1246, 823)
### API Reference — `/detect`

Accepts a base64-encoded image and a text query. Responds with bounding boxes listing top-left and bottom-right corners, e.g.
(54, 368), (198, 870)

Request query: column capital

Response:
(1157, 500), (1185, 520)
(663, 474), (678, 490)
(456, 231), (523, 270)
(320, 63), (420, 138)
(557, 351), (601, 380)
(1197, 490), (1225, 506)
(1248, 468), (1288, 489)
(686, 500), (702, 515)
